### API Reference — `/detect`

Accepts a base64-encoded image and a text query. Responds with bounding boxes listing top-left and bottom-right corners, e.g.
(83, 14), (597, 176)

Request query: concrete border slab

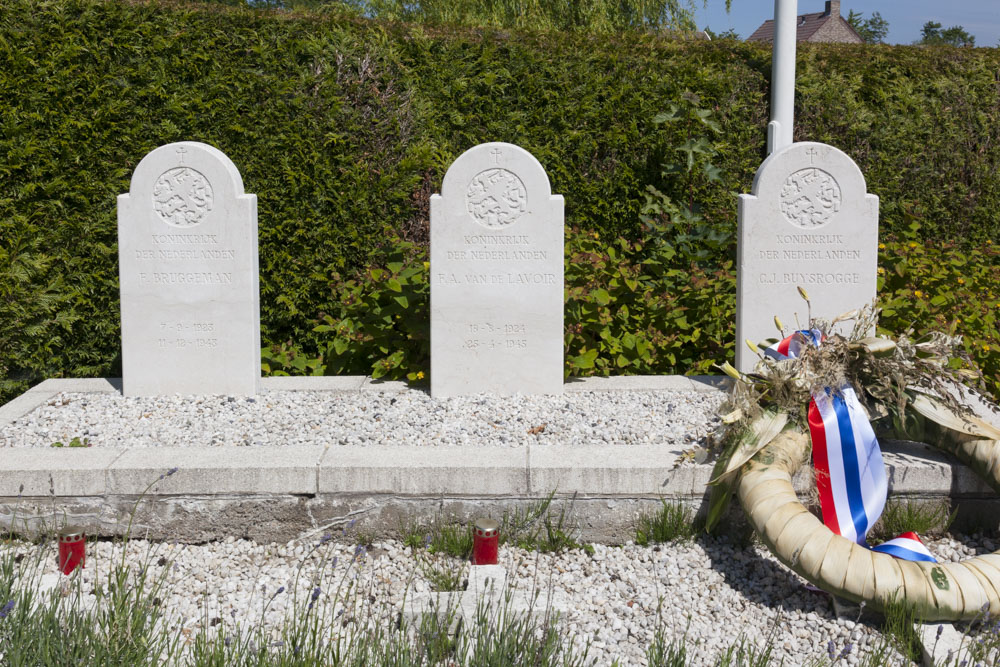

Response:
(528, 445), (706, 496)
(320, 446), (528, 495)
(882, 440), (995, 496)
(0, 448), (125, 496)
(107, 446), (323, 495)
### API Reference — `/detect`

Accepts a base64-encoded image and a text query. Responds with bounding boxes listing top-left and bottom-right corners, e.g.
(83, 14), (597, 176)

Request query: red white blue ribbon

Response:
(764, 329), (823, 361)
(809, 386), (886, 544)
(766, 332), (937, 563)
(870, 531), (937, 562)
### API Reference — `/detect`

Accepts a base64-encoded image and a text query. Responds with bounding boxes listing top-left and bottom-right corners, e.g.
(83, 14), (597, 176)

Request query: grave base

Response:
(0, 377), (998, 543)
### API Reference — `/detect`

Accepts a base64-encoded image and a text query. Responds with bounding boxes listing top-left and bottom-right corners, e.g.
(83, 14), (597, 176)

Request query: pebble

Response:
(0, 388), (723, 448)
(17, 531), (993, 665)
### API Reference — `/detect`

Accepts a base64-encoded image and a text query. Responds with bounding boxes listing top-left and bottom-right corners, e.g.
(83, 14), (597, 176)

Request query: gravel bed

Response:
(0, 388), (724, 448)
(16, 532), (993, 665)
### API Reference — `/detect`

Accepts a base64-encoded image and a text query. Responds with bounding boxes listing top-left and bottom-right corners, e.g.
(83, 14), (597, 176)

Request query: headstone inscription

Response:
(735, 141), (878, 373)
(430, 142), (564, 397)
(118, 142), (260, 396)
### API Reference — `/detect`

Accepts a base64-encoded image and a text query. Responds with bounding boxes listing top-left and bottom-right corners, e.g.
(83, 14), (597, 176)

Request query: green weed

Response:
(49, 436), (89, 448)
(878, 594), (924, 664)
(418, 555), (467, 593)
(402, 518), (474, 560)
(403, 494), (593, 560)
(645, 628), (688, 667)
(502, 493), (593, 554)
(427, 523), (474, 560)
(870, 499), (957, 543)
(635, 500), (698, 546)
(715, 634), (780, 667)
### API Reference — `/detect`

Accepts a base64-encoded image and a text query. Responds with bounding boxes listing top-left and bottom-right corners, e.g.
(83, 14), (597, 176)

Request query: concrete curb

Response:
(0, 440), (991, 499)
(0, 377), (997, 542)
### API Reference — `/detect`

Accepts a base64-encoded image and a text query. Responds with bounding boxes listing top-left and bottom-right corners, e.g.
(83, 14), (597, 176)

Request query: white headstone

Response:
(736, 141), (878, 372)
(430, 142), (564, 397)
(118, 141), (260, 396)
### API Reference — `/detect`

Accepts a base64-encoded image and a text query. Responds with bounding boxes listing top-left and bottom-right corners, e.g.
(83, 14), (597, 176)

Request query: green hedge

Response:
(262, 228), (1000, 402)
(2, 0), (1000, 401)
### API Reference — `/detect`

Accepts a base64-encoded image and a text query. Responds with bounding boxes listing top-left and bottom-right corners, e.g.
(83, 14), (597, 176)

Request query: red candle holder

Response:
(472, 518), (499, 565)
(58, 526), (86, 575)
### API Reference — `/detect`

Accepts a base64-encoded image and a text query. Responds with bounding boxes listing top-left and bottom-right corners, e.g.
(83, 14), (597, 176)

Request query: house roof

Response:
(746, 11), (862, 43)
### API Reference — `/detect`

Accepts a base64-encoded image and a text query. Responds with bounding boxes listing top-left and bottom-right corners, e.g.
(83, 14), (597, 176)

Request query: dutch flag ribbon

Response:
(763, 329), (823, 361)
(765, 332), (936, 563)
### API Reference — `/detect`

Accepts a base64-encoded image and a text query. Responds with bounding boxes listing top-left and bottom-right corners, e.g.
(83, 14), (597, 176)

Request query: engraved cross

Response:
(805, 147), (819, 164)
(176, 146), (188, 164)
(490, 148), (502, 164)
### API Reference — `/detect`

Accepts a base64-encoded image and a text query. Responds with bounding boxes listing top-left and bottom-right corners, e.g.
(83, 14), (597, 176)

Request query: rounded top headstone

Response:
(126, 142), (247, 216)
(439, 142), (554, 228)
(750, 142), (869, 230)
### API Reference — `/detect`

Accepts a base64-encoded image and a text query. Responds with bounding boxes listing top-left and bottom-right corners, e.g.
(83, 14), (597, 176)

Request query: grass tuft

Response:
(870, 499), (957, 543)
(645, 628), (688, 667)
(635, 500), (698, 546)
(504, 493), (592, 554)
(878, 594), (924, 664)
(418, 555), (467, 592)
(403, 492), (594, 559)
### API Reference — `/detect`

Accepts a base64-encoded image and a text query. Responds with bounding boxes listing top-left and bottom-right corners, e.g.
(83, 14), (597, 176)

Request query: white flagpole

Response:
(768, 0), (797, 153)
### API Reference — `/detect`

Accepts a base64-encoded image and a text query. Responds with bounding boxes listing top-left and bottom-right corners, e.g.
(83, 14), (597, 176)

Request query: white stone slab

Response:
(917, 622), (967, 667)
(430, 142), (564, 397)
(118, 142), (260, 396)
(404, 564), (568, 633)
(736, 141), (878, 372)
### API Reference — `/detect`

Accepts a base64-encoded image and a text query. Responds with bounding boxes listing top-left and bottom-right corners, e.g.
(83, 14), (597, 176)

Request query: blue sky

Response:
(693, 1), (1000, 46)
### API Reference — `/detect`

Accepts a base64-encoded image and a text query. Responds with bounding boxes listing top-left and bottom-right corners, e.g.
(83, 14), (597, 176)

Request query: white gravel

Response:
(15, 530), (987, 666)
(0, 389), (723, 448)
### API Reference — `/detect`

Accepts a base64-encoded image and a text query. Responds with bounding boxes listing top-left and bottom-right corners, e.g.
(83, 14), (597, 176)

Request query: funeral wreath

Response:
(707, 289), (1000, 621)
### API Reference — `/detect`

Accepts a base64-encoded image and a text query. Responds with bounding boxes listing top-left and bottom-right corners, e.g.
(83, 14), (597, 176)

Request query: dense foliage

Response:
(203, 0), (717, 32)
(2, 0), (999, 402)
(264, 227), (1000, 401)
(354, 0), (710, 32)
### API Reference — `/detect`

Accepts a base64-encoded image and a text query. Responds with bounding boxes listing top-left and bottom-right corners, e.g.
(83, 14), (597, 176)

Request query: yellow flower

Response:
(877, 267), (885, 275)
(914, 290), (924, 298)
(984, 345), (991, 352)
(878, 243), (886, 250)
(957, 277), (965, 284)
(416, 371), (425, 380)
(909, 242), (918, 249)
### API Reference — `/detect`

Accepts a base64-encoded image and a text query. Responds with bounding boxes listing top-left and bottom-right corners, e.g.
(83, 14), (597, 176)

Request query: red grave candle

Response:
(472, 518), (499, 565)
(58, 526), (86, 575)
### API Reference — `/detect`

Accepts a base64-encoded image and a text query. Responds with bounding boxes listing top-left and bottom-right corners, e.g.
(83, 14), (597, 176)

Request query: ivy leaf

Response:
(570, 349), (599, 369)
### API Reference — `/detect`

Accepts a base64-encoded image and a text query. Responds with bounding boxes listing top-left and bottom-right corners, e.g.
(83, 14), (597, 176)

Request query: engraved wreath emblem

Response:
(466, 168), (527, 229)
(779, 168), (842, 229)
(153, 167), (214, 228)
